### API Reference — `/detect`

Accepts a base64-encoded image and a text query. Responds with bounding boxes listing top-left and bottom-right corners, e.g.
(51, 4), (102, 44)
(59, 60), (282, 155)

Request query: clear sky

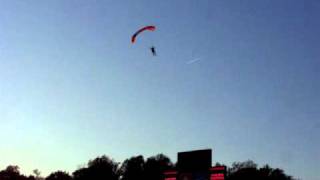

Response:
(0, 0), (319, 179)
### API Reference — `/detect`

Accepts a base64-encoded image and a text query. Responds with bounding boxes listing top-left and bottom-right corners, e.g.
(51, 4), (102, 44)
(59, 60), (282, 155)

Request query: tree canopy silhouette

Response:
(144, 154), (174, 180)
(226, 160), (294, 180)
(120, 155), (145, 180)
(0, 155), (296, 180)
(0, 165), (35, 180)
(45, 171), (72, 180)
(73, 155), (119, 180)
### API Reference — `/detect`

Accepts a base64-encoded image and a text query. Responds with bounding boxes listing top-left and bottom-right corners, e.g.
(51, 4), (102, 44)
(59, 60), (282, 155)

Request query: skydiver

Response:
(150, 46), (157, 56)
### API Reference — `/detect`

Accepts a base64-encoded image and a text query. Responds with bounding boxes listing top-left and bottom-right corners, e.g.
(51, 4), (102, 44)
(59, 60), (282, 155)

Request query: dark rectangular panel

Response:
(177, 149), (212, 172)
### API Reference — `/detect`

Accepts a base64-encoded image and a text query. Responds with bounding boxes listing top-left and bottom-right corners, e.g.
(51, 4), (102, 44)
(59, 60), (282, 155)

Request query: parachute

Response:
(131, 25), (156, 43)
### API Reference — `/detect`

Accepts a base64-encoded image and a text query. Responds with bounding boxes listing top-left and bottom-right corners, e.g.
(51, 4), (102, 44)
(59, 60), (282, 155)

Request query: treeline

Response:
(0, 154), (296, 180)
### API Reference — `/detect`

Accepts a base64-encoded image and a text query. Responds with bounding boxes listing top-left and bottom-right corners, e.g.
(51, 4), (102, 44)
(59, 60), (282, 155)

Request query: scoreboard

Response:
(177, 149), (212, 172)
(164, 149), (226, 180)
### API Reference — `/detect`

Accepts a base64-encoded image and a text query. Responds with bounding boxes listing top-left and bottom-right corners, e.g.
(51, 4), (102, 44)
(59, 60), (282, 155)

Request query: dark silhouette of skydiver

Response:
(150, 46), (157, 56)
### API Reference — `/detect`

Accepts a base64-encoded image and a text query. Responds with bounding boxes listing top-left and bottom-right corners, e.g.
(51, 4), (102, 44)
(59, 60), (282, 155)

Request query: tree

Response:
(226, 161), (295, 180)
(73, 155), (120, 180)
(72, 167), (89, 180)
(6, 165), (20, 174)
(33, 169), (40, 178)
(144, 154), (173, 180)
(120, 155), (145, 180)
(259, 165), (273, 179)
(45, 171), (72, 180)
(27, 175), (37, 180)
(0, 165), (29, 180)
(33, 169), (44, 180)
(1, 154), (296, 180)
(269, 168), (293, 180)
(227, 160), (259, 180)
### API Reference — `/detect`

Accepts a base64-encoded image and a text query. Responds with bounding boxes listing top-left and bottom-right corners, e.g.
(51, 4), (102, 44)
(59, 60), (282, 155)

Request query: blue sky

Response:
(0, 0), (319, 179)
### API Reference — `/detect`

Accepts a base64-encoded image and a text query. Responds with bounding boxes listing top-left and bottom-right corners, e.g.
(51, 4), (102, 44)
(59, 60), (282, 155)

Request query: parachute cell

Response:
(131, 26), (156, 43)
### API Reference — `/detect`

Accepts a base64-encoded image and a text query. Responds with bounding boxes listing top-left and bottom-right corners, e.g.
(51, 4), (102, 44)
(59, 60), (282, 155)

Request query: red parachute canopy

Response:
(131, 25), (156, 43)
